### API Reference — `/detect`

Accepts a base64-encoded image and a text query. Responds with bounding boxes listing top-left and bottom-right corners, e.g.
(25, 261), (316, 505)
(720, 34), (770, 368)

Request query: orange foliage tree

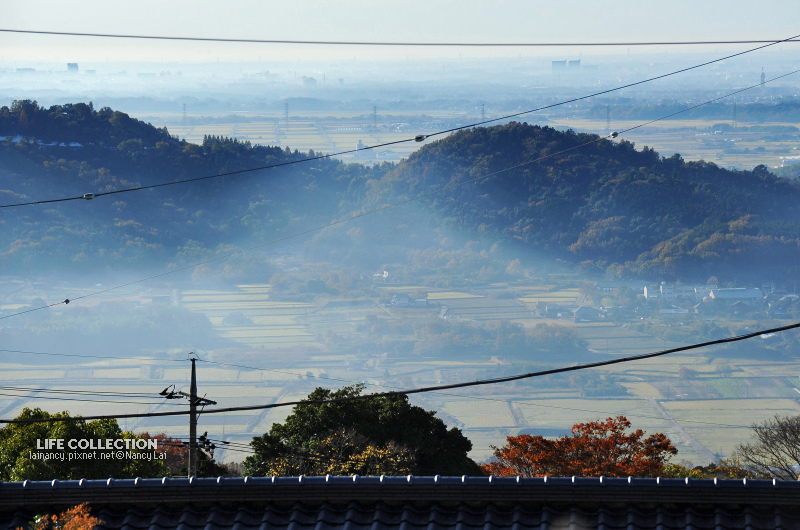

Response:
(18, 504), (102, 530)
(482, 416), (677, 477)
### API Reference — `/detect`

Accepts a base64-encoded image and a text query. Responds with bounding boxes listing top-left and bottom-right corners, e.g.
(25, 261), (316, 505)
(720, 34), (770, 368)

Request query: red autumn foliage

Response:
(140, 432), (187, 475)
(482, 415), (677, 477)
(18, 503), (102, 530)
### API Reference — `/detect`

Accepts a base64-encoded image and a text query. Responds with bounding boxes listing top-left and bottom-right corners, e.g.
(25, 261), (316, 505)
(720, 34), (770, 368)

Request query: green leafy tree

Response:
(0, 408), (168, 481)
(244, 385), (481, 476)
(260, 428), (414, 476)
(663, 460), (749, 479)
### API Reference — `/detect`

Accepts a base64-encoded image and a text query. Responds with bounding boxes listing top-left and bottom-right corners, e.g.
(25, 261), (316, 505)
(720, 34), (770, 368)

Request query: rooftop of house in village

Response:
(1, 475), (799, 529)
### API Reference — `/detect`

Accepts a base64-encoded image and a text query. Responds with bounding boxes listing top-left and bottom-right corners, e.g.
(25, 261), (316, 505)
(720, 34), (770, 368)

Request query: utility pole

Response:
(188, 358), (197, 477)
(160, 355), (216, 478)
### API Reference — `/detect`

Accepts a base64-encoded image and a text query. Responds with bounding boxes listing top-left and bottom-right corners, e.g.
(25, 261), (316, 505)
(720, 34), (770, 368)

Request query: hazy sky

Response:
(3, 0), (800, 63)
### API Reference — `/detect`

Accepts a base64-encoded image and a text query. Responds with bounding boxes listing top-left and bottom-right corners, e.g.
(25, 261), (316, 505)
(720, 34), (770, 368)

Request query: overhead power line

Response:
(0, 384), (175, 398)
(1, 28), (798, 47)
(3, 31), (798, 211)
(1, 67), (797, 323)
(0, 348), (187, 363)
(2, 321), (798, 425)
(0, 391), (183, 406)
(0, 350), (762, 429)
(194, 360), (758, 430)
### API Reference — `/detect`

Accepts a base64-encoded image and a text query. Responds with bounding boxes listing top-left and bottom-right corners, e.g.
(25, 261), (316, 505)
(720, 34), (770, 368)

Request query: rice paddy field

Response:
(161, 116), (437, 162)
(180, 285), (319, 349)
(3, 279), (800, 466)
(546, 117), (800, 170)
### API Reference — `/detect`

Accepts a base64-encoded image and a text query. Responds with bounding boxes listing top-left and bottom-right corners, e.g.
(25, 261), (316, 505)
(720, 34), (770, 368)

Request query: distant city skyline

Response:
(3, 0), (800, 63)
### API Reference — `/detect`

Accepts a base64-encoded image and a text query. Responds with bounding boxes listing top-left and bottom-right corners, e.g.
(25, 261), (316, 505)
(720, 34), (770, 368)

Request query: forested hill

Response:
(3, 101), (800, 282)
(0, 100), (385, 277)
(365, 122), (800, 281)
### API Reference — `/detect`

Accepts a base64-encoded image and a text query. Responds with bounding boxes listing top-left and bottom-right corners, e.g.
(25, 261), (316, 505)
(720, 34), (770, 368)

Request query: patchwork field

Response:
(574, 322), (686, 355)
(2, 356), (800, 464)
(163, 118), (428, 162)
(517, 287), (579, 304)
(547, 117), (800, 171)
(4, 278), (800, 467)
(180, 286), (319, 348)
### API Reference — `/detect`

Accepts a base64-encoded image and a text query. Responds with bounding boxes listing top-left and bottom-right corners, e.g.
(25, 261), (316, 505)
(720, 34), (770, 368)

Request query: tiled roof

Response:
(1, 475), (800, 529)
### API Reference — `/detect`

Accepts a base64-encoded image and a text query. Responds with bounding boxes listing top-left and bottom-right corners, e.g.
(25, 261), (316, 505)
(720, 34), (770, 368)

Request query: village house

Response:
(708, 288), (764, 308)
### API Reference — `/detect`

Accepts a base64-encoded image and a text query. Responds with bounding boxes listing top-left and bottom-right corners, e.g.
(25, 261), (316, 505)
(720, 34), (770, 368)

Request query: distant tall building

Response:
(761, 68), (766, 90)
(551, 60), (567, 71)
(67, 63), (78, 74)
(298, 76), (317, 88)
(568, 59), (581, 69)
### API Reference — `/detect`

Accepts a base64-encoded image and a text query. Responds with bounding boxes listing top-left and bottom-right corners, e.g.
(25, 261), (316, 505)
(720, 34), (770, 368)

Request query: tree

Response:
(244, 385), (481, 476)
(662, 460), (749, 479)
(0, 408), (168, 481)
(260, 428), (414, 476)
(732, 414), (800, 479)
(483, 416), (677, 477)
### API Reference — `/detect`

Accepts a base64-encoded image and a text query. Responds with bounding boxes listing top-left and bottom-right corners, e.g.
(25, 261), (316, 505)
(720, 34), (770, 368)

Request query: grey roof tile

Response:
(3, 477), (800, 529)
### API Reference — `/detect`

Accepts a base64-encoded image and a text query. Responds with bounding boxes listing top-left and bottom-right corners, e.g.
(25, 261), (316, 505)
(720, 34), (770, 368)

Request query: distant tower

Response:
(761, 68), (766, 91)
(481, 103), (485, 122)
(285, 102), (289, 131)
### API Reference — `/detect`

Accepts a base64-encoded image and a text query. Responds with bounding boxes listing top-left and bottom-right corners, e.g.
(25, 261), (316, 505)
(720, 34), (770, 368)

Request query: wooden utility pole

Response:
(188, 358), (197, 477)
(167, 356), (216, 478)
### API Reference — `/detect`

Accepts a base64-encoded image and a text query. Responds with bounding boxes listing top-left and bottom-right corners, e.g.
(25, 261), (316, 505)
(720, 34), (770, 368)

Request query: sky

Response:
(3, 0), (800, 64)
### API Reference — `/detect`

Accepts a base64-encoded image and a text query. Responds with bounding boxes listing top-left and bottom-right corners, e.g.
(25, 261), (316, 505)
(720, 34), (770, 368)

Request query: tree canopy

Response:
(243, 384), (482, 476)
(482, 416), (677, 477)
(0, 408), (167, 481)
(5, 104), (800, 283)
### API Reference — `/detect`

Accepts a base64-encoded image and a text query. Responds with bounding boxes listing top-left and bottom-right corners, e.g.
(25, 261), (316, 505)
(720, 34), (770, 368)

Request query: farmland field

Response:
(4, 277), (800, 467)
(546, 117), (800, 171)
(162, 118), (431, 162)
(180, 286), (319, 349)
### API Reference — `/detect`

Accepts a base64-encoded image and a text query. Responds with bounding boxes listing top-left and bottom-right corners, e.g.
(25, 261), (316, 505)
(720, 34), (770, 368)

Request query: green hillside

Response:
(3, 101), (800, 283)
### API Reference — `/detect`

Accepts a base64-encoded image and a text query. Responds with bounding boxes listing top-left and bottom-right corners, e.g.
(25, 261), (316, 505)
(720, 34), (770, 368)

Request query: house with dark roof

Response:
(573, 306), (601, 322)
(2, 475), (799, 529)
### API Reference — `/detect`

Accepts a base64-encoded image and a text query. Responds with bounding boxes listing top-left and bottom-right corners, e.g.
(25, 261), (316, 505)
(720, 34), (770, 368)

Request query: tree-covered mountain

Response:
(0, 100), (387, 278)
(3, 100), (800, 283)
(363, 122), (800, 281)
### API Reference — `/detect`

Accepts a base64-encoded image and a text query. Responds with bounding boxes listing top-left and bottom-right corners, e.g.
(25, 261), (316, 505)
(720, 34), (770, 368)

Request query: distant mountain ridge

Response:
(2, 101), (800, 282)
